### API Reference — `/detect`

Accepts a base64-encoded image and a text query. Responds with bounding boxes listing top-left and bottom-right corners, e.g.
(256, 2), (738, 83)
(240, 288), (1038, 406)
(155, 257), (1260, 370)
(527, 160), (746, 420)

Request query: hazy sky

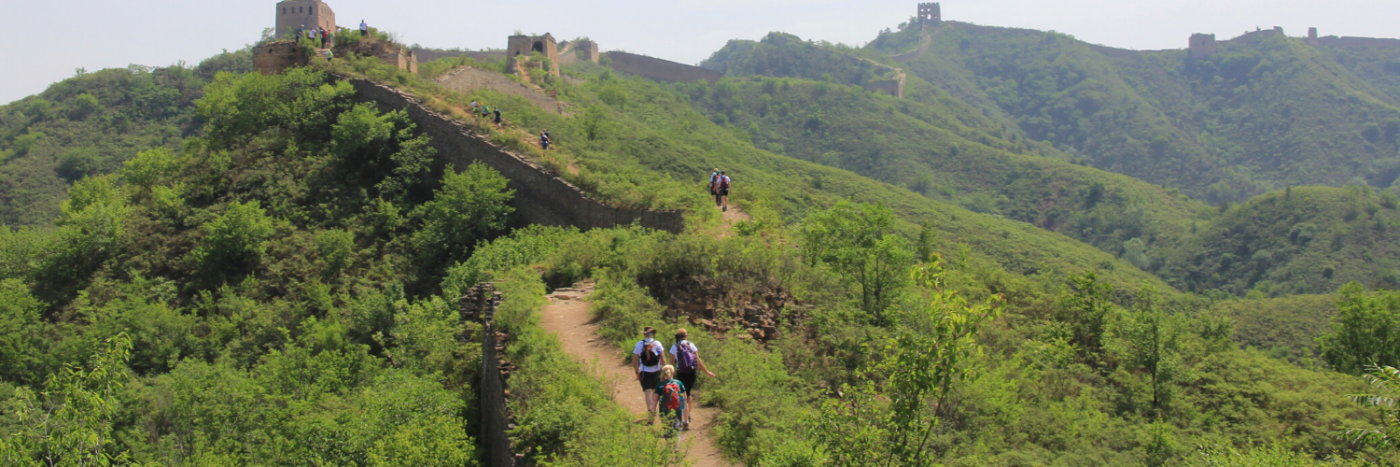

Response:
(2, 0), (1397, 104)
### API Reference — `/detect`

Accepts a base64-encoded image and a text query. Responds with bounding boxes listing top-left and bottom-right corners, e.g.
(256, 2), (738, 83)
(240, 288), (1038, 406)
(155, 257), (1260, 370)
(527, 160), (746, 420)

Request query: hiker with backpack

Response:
(633, 326), (670, 424)
(656, 365), (687, 441)
(716, 171), (731, 212)
(707, 168), (721, 205)
(669, 329), (716, 431)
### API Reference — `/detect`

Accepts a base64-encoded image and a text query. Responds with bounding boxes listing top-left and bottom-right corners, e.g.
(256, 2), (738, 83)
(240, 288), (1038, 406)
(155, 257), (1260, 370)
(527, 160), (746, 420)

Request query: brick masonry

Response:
(345, 77), (685, 233)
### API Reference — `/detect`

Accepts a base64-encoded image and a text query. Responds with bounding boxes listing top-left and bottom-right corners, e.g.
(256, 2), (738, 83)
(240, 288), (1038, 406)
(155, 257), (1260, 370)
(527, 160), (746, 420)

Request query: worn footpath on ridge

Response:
(538, 205), (748, 466)
(539, 283), (734, 467)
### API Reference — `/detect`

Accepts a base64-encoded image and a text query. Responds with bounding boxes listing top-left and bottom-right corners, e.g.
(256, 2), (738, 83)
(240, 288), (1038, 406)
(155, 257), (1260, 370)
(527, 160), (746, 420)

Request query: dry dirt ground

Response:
(539, 285), (737, 467)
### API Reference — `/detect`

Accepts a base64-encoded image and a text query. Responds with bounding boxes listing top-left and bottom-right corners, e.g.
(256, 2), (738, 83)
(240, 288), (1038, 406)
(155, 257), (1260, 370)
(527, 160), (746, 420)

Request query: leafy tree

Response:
(119, 147), (180, 189)
(0, 278), (47, 385)
(412, 163), (514, 276)
(800, 200), (914, 322)
(1318, 282), (1400, 375)
(0, 334), (145, 467)
(1056, 270), (1114, 364)
(1116, 284), (1181, 413)
(1345, 365), (1400, 451)
(811, 256), (1002, 466)
(193, 199), (275, 280)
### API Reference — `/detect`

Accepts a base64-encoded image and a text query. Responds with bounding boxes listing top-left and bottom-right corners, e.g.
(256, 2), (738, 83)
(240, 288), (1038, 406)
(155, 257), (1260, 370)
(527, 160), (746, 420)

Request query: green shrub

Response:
(193, 200), (275, 279)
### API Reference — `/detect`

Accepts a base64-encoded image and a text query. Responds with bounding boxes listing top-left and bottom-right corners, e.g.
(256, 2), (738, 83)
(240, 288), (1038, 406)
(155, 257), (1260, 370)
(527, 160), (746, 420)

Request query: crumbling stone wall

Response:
(345, 77), (685, 233)
(605, 52), (722, 84)
(253, 41), (309, 75)
(575, 41), (600, 63)
(507, 34), (560, 77)
(864, 79), (904, 98)
(462, 284), (517, 467)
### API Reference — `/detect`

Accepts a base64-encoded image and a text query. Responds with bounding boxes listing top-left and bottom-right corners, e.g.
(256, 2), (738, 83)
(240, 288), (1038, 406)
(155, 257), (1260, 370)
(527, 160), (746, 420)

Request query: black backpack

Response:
(638, 339), (661, 367)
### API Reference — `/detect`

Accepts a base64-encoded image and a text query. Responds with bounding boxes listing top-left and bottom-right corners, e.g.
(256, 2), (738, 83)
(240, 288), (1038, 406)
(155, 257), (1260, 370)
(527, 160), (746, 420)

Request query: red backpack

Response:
(661, 380), (684, 410)
(719, 176), (731, 190)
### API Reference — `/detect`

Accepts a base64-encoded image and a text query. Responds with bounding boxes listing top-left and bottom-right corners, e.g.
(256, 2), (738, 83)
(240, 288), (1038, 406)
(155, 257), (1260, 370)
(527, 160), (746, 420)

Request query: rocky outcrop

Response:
(655, 278), (808, 343)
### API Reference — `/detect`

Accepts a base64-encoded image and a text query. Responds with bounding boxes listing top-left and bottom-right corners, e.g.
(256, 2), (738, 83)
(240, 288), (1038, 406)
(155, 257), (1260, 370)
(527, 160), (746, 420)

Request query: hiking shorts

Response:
(677, 371), (697, 396)
(640, 370), (660, 391)
(718, 188), (730, 196)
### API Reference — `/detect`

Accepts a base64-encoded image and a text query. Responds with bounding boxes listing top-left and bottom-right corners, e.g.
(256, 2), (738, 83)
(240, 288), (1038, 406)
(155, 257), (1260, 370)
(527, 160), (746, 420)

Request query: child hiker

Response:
(656, 365), (687, 441)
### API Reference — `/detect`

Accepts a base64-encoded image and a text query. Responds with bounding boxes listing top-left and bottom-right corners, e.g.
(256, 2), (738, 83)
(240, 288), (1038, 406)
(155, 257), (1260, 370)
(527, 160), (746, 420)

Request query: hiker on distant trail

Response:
(708, 168), (721, 206)
(493, 107), (503, 128)
(481, 103), (491, 119)
(669, 329), (715, 431)
(540, 129), (551, 150)
(325, 48), (334, 63)
(633, 326), (670, 424)
(360, 20), (368, 36)
(716, 170), (731, 212)
(656, 364), (687, 440)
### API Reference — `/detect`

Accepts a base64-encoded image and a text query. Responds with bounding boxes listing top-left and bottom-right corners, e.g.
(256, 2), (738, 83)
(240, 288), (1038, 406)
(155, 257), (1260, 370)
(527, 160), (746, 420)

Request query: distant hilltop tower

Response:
(918, 2), (941, 26)
(1188, 33), (1217, 58)
(275, 0), (336, 40)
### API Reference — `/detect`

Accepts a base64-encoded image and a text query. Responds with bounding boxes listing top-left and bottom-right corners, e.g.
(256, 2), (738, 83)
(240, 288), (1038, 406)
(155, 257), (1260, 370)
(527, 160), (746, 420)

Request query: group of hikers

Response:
(295, 19), (371, 51)
(707, 168), (732, 211)
(468, 100), (504, 129)
(633, 326), (717, 438)
(465, 101), (554, 151)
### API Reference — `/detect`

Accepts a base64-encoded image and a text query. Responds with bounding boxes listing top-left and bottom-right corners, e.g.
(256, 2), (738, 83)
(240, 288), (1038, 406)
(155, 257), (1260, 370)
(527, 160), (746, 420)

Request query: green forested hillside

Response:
(680, 71), (1205, 258)
(1161, 186), (1400, 295)
(0, 51), (252, 226)
(867, 22), (1400, 202)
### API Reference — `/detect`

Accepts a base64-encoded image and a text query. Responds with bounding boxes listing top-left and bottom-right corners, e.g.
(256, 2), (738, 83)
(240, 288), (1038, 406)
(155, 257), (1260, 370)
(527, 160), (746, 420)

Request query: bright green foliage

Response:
(315, 228), (355, 278)
(0, 334), (143, 467)
(119, 147), (180, 189)
(412, 163), (514, 275)
(1346, 365), (1400, 451)
(0, 279), (47, 385)
(193, 199), (275, 279)
(801, 200), (914, 321)
(1114, 284), (1182, 413)
(1190, 440), (1369, 467)
(1056, 270), (1114, 364)
(1318, 283), (1400, 375)
(812, 256), (1003, 466)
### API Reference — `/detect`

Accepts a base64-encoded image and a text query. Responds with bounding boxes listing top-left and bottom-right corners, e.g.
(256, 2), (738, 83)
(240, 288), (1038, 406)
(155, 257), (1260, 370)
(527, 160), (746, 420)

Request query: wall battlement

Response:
(1188, 33), (1217, 57)
(918, 3), (941, 25)
(344, 77), (685, 233)
(275, 0), (335, 39)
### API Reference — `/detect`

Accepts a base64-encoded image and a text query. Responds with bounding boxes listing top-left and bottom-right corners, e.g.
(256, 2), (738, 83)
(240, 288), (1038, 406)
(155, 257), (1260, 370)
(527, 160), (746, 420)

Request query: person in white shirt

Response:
(669, 328), (716, 430)
(633, 326), (670, 424)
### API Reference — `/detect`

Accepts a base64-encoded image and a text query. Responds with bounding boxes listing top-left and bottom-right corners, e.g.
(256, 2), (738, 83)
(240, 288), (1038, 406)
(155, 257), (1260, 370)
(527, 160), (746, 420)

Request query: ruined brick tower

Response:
(275, 0), (336, 39)
(1188, 33), (1217, 58)
(507, 33), (560, 77)
(918, 3), (941, 25)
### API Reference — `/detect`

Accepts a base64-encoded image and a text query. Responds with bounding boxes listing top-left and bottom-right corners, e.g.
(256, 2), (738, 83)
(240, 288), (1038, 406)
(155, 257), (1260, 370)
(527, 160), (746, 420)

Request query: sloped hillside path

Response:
(717, 203), (751, 239)
(539, 283), (736, 467)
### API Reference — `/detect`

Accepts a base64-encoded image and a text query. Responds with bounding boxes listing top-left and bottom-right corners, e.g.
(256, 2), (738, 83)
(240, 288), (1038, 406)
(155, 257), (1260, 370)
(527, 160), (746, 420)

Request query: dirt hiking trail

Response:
(717, 202), (751, 239)
(540, 282), (736, 467)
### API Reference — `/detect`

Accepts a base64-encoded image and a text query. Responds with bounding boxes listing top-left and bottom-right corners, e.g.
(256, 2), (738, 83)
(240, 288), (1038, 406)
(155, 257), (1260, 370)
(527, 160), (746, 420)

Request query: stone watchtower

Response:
(1188, 33), (1217, 58)
(507, 33), (560, 77)
(918, 3), (941, 25)
(275, 0), (336, 40)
